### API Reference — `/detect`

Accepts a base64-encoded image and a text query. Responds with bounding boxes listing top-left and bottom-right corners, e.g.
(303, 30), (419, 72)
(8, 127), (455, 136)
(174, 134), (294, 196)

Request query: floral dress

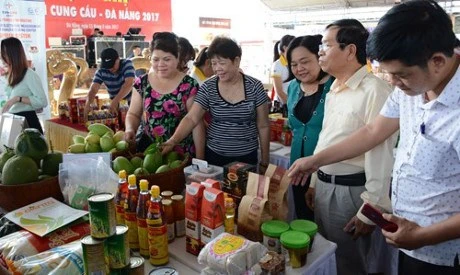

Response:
(134, 74), (199, 156)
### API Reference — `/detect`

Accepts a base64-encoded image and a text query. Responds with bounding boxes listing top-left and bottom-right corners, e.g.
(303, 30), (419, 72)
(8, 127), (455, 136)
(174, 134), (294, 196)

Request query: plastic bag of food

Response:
(10, 240), (84, 275)
(59, 156), (117, 210)
(0, 220), (89, 270)
(197, 233), (267, 275)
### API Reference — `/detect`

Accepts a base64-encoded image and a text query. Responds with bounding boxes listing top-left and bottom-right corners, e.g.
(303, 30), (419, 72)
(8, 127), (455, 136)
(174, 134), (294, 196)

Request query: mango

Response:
(88, 123), (114, 137)
(143, 143), (158, 155)
(113, 131), (125, 144)
(85, 133), (100, 145)
(100, 136), (115, 152)
(116, 140), (128, 151)
(72, 135), (85, 144)
(113, 156), (135, 174)
(155, 164), (170, 174)
(143, 152), (162, 174)
(68, 144), (85, 153)
(165, 151), (181, 164)
(85, 143), (102, 153)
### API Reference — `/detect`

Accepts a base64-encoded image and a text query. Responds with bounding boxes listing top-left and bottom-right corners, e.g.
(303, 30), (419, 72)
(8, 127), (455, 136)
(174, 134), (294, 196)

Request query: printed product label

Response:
(137, 219), (149, 257)
(201, 224), (224, 245)
(185, 218), (200, 239)
(115, 205), (125, 225)
(148, 225), (168, 264)
(263, 235), (281, 253)
(124, 212), (139, 249)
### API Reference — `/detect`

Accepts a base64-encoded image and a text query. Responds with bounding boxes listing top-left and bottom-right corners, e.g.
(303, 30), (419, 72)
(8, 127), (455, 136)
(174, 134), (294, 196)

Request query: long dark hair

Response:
(286, 35), (327, 82)
(1, 37), (28, 87)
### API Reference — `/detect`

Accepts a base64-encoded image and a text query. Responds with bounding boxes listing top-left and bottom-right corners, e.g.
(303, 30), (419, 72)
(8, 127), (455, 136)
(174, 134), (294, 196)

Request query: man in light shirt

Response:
(289, 1), (460, 274)
(293, 19), (397, 275)
(270, 35), (294, 104)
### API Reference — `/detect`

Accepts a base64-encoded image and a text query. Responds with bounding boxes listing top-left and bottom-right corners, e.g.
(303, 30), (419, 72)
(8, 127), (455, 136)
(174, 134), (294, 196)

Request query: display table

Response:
(44, 118), (88, 152)
(144, 234), (337, 275)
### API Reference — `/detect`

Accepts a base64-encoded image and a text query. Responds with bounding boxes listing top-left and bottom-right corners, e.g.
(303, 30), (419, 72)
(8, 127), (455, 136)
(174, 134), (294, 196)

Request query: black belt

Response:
(317, 170), (366, 186)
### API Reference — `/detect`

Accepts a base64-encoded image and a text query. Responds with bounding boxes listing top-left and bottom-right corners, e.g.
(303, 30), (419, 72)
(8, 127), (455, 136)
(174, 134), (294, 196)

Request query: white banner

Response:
(0, 0), (49, 119)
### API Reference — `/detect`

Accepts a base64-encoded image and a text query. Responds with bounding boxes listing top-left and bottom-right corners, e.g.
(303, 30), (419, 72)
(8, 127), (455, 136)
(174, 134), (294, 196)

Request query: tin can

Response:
(88, 193), (117, 238)
(107, 225), (130, 269)
(110, 266), (130, 274)
(149, 266), (177, 275)
(81, 235), (109, 274)
(129, 256), (145, 275)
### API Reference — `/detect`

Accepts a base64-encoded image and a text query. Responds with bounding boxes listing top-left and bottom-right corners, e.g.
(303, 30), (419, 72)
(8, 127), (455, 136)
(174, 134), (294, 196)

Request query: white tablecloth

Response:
(144, 234), (337, 275)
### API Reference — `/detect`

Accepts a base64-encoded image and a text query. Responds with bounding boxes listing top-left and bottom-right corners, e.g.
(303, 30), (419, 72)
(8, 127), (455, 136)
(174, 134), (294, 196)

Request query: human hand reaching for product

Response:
(288, 156), (319, 186)
(381, 214), (425, 250)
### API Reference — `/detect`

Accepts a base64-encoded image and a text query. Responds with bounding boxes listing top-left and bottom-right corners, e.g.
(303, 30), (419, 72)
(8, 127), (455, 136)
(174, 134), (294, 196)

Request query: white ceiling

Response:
(260, 0), (448, 11)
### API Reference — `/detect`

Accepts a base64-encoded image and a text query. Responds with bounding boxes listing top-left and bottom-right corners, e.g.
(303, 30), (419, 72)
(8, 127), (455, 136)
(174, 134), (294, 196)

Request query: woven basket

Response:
(0, 176), (64, 212)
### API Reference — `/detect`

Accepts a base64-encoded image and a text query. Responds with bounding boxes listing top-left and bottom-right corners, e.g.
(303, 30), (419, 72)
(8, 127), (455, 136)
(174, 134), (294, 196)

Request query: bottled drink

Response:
(115, 170), (128, 225)
(171, 195), (185, 237)
(162, 199), (175, 243)
(124, 174), (139, 251)
(136, 179), (150, 258)
(224, 197), (235, 234)
(147, 185), (169, 265)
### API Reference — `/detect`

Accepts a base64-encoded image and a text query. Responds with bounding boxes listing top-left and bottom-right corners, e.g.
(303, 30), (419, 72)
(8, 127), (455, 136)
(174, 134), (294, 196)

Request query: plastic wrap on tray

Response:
(197, 233), (267, 275)
(0, 220), (89, 270)
(10, 240), (83, 275)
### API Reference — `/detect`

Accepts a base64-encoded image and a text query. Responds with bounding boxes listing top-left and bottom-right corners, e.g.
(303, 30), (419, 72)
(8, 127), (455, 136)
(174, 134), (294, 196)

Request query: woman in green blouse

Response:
(286, 35), (333, 220)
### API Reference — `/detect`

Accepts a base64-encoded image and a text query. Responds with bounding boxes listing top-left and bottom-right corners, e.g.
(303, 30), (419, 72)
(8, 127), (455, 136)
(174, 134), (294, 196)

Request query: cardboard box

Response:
(200, 187), (225, 245)
(222, 162), (256, 197)
(185, 182), (205, 255)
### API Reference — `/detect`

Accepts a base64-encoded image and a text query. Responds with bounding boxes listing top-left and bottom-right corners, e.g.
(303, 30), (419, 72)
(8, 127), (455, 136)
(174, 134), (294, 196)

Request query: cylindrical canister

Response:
(107, 225), (130, 269)
(88, 193), (116, 238)
(81, 235), (109, 274)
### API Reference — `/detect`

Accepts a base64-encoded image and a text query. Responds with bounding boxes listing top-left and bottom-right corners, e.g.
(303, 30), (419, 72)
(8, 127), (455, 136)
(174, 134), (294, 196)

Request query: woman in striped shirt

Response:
(162, 36), (270, 169)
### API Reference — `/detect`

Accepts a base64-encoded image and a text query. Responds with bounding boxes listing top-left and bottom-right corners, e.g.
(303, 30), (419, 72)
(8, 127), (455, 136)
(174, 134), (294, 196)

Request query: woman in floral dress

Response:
(124, 32), (205, 158)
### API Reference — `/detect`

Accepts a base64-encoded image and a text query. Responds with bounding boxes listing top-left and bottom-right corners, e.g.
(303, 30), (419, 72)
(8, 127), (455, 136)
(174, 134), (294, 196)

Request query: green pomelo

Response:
(14, 129), (48, 164)
(155, 164), (170, 174)
(113, 156), (134, 174)
(165, 151), (181, 164)
(2, 155), (39, 185)
(41, 151), (63, 176)
(0, 146), (15, 172)
(134, 167), (149, 176)
(130, 156), (143, 169)
(169, 160), (182, 169)
(143, 152), (162, 174)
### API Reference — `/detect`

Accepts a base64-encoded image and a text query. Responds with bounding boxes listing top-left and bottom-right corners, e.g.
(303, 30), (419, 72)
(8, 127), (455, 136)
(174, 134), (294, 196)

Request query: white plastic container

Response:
(183, 164), (224, 185)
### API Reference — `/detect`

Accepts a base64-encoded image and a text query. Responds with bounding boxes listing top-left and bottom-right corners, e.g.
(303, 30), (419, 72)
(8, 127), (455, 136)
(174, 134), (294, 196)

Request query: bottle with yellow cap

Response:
(147, 185), (169, 265)
(136, 179), (150, 258)
(124, 174), (139, 251)
(115, 170), (128, 224)
(224, 197), (235, 234)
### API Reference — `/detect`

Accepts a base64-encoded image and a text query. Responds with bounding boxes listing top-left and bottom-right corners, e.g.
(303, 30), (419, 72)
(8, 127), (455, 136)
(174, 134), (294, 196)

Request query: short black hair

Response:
(279, 35), (295, 53)
(367, 0), (456, 67)
(207, 36), (242, 61)
(286, 35), (328, 82)
(326, 19), (368, 65)
(194, 47), (208, 67)
(150, 32), (179, 58)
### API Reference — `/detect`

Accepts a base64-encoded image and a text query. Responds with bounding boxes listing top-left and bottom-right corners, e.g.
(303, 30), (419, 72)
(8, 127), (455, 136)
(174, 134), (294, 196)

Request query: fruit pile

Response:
(112, 143), (184, 176)
(69, 123), (128, 153)
(0, 129), (63, 185)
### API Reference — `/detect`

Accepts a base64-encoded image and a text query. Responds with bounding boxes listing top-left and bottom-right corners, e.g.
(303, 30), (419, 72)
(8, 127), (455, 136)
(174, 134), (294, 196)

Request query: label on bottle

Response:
(175, 219), (186, 237)
(137, 218), (149, 257)
(125, 211), (139, 249)
(116, 205), (125, 225)
(224, 216), (235, 234)
(148, 224), (169, 265)
(167, 223), (175, 242)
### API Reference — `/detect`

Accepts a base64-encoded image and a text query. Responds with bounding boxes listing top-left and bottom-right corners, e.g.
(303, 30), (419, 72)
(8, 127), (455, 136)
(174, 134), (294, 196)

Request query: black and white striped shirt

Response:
(194, 74), (268, 157)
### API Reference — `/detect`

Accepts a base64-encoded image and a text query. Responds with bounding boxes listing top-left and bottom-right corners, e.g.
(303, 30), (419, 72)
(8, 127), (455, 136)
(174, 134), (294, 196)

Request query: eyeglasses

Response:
(318, 43), (347, 52)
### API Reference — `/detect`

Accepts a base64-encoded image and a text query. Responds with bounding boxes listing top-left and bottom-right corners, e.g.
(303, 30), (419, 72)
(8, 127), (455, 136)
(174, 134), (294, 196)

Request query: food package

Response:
(197, 233), (267, 275)
(200, 187), (225, 245)
(265, 164), (290, 221)
(237, 173), (272, 242)
(185, 182), (205, 255)
(0, 220), (90, 270)
(10, 240), (84, 275)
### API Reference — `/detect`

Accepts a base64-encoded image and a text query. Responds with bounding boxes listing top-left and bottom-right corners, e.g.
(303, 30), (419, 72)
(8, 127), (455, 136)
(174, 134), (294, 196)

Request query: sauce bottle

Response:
(124, 174), (139, 251)
(136, 179), (150, 258)
(162, 199), (175, 243)
(224, 197), (235, 234)
(115, 170), (128, 225)
(147, 185), (169, 265)
(171, 195), (185, 237)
